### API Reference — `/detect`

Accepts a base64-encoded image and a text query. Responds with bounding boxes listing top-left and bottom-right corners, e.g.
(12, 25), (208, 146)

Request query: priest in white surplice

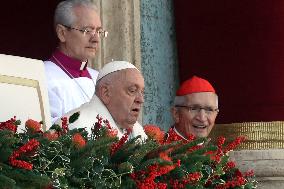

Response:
(55, 61), (147, 140)
(45, 0), (108, 124)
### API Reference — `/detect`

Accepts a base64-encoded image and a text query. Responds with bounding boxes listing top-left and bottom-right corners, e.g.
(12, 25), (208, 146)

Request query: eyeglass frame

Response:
(175, 105), (219, 116)
(62, 24), (108, 38)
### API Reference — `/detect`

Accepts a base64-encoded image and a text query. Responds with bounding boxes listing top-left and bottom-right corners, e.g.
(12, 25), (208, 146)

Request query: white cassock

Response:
(44, 61), (98, 123)
(55, 95), (148, 140)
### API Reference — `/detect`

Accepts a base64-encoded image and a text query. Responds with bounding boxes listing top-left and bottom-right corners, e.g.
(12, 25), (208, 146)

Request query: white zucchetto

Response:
(96, 61), (139, 81)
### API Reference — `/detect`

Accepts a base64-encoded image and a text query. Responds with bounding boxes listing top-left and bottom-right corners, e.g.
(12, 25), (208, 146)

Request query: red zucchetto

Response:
(176, 76), (215, 96)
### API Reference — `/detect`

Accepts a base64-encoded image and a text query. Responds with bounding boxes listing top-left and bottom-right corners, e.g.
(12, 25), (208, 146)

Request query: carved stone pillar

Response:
(91, 0), (141, 70)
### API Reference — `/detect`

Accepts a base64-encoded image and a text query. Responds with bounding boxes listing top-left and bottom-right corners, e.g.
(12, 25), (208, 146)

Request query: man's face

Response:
(173, 92), (218, 138)
(59, 6), (101, 61)
(107, 69), (145, 129)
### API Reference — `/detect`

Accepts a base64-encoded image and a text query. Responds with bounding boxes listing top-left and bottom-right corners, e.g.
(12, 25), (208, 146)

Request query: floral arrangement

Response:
(0, 115), (257, 188)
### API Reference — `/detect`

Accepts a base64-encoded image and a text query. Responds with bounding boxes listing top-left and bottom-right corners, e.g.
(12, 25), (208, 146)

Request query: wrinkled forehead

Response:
(113, 69), (144, 86)
(185, 92), (218, 106)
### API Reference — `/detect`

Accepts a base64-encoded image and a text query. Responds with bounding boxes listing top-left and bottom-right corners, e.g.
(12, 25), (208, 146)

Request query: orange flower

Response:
(107, 128), (118, 138)
(72, 133), (86, 148)
(25, 119), (41, 133)
(159, 150), (176, 173)
(159, 151), (172, 162)
(144, 124), (165, 143)
(43, 130), (59, 141)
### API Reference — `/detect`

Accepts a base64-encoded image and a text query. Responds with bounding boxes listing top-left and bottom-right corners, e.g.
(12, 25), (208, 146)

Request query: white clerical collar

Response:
(173, 127), (190, 141)
(80, 61), (87, 70)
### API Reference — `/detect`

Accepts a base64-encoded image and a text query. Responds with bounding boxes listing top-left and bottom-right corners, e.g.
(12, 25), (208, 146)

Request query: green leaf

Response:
(54, 168), (67, 177)
(69, 112), (80, 124)
(60, 155), (70, 163)
(203, 164), (213, 176)
(93, 158), (105, 173)
(0, 174), (16, 188)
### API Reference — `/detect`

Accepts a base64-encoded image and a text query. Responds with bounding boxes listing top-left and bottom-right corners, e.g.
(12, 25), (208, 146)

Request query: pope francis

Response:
(55, 61), (147, 140)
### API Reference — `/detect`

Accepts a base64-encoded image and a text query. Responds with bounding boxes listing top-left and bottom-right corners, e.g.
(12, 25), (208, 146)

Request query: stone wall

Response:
(231, 150), (284, 189)
(91, 0), (178, 129)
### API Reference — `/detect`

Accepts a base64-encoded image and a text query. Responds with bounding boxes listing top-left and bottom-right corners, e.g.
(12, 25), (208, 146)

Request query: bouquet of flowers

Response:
(0, 114), (257, 188)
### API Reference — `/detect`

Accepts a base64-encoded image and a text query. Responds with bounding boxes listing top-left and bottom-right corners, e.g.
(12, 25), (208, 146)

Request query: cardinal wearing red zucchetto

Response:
(164, 76), (219, 143)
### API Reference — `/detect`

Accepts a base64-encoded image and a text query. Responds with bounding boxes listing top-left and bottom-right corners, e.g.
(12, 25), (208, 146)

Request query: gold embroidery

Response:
(210, 121), (284, 150)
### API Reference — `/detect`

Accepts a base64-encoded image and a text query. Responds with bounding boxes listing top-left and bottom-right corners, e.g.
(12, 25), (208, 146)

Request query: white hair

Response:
(174, 94), (219, 107)
(54, 0), (98, 28)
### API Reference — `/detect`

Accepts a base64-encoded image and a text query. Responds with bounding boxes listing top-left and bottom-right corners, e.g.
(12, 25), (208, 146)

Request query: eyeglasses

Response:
(175, 105), (219, 116)
(63, 25), (108, 38)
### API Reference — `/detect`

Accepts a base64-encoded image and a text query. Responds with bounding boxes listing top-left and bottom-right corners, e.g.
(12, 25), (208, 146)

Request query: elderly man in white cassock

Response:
(55, 61), (147, 140)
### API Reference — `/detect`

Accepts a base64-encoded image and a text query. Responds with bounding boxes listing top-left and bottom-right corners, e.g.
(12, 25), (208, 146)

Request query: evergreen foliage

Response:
(0, 116), (257, 188)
